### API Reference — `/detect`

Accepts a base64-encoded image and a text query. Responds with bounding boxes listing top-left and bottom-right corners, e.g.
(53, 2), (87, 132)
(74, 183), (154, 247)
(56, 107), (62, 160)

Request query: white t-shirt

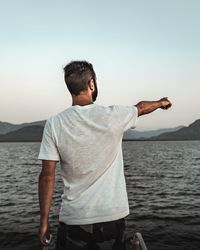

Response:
(38, 104), (138, 225)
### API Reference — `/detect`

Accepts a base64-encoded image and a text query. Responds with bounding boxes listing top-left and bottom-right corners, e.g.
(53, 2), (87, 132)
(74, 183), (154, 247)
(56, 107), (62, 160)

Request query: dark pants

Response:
(56, 218), (132, 250)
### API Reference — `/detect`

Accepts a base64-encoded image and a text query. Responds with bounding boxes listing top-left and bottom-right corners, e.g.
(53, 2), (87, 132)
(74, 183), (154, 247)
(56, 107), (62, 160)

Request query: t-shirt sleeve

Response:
(115, 105), (138, 132)
(38, 118), (60, 161)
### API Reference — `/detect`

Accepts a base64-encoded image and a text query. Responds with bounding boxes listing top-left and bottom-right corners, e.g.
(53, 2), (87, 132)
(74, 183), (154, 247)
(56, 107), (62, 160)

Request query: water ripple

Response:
(0, 141), (200, 249)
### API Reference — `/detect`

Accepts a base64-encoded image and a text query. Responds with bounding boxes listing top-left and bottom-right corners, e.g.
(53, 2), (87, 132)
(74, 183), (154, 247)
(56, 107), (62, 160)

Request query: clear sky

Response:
(1, 0), (200, 130)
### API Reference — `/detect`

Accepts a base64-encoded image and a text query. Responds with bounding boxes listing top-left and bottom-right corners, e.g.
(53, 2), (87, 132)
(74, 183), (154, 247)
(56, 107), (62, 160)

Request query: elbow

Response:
(39, 171), (55, 181)
(135, 102), (144, 116)
(39, 169), (55, 183)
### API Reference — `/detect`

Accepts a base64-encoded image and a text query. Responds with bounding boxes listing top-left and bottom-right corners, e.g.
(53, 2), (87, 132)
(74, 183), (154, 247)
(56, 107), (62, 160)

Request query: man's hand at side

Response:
(38, 160), (57, 246)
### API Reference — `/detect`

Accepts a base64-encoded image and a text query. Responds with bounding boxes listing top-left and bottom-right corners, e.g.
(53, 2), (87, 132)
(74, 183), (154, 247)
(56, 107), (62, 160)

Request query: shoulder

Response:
(47, 108), (72, 123)
(92, 104), (137, 114)
(107, 105), (137, 114)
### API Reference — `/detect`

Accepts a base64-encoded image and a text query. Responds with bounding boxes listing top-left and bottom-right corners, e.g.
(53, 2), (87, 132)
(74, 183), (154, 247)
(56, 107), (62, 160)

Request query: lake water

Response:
(0, 141), (200, 250)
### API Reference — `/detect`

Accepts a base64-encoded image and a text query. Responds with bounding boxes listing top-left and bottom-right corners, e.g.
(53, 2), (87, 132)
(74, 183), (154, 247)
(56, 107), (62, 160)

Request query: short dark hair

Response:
(64, 61), (97, 96)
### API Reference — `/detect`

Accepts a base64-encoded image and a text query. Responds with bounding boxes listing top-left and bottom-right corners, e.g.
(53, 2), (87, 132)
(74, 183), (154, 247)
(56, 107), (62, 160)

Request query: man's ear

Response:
(88, 79), (95, 92)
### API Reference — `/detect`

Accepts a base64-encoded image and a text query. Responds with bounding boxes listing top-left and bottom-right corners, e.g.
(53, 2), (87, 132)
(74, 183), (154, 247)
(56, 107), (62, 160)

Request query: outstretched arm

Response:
(38, 160), (57, 245)
(135, 97), (172, 116)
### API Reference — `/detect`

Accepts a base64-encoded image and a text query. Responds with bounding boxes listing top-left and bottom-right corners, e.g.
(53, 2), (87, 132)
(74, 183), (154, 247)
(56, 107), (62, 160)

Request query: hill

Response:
(150, 119), (200, 140)
(0, 120), (46, 135)
(123, 126), (183, 140)
(0, 119), (199, 142)
(0, 125), (44, 142)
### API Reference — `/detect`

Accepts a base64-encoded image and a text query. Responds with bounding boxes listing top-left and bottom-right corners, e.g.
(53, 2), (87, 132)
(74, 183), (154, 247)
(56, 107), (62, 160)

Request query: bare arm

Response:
(136, 97), (172, 116)
(38, 160), (57, 245)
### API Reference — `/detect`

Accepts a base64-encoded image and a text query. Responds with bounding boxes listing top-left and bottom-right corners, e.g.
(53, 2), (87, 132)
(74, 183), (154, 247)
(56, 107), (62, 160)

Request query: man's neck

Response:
(72, 93), (93, 106)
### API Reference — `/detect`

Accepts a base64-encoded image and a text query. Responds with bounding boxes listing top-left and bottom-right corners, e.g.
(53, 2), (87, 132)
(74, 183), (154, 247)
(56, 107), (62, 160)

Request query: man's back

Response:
(39, 104), (138, 225)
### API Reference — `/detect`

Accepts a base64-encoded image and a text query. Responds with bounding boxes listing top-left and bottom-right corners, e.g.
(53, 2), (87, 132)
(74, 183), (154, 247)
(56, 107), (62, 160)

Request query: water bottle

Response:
(133, 232), (148, 250)
(132, 237), (140, 250)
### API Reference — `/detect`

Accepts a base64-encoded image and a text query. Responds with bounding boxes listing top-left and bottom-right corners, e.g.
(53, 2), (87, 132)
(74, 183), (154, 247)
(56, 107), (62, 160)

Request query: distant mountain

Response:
(123, 126), (184, 140)
(0, 119), (199, 142)
(150, 119), (200, 140)
(0, 120), (46, 135)
(0, 125), (44, 142)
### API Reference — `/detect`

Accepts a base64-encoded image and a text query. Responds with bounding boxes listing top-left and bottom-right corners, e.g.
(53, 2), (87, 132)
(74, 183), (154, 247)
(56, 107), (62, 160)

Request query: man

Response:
(38, 60), (172, 250)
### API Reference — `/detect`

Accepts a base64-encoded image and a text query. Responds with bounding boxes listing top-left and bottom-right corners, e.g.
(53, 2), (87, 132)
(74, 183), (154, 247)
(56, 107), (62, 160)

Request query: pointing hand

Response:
(159, 97), (172, 110)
